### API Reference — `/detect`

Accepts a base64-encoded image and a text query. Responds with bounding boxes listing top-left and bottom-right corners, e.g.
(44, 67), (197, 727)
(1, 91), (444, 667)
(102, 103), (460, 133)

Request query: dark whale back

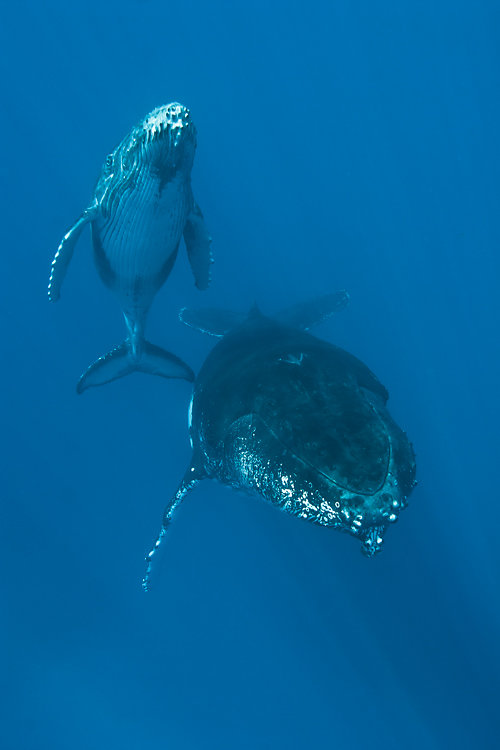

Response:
(191, 314), (394, 496)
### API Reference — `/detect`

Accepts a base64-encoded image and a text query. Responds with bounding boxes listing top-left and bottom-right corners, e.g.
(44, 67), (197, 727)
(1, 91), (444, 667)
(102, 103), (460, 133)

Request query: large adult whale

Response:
(48, 103), (212, 392)
(143, 293), (416, 590)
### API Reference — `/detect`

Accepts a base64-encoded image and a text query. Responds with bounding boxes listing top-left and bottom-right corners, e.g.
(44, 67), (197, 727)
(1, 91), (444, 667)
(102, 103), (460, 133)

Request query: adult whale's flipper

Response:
(48, 207), (97, 302)
(179, 291), (350, 337)
(142, 462), (205, 592)
(184, 202), (213, 290)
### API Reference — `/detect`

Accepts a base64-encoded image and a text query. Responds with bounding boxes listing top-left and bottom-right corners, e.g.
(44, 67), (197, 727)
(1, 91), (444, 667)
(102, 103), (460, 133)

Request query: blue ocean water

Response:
(2, 1), (499, 747)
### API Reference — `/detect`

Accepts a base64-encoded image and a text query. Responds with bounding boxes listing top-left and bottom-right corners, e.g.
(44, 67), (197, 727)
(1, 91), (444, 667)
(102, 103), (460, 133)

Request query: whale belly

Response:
(92, 175), (191, 306)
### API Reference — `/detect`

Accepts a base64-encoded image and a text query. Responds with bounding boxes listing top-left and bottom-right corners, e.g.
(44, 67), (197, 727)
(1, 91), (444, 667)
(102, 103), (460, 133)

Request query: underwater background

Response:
(2, 1), (499, 748)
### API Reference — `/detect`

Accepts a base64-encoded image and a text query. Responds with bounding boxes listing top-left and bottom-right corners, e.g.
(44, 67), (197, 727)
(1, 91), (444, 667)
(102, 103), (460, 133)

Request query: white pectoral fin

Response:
(142, 462), (205, 592)
(184, 202), (213, 291)
(48, 207), (96, 301)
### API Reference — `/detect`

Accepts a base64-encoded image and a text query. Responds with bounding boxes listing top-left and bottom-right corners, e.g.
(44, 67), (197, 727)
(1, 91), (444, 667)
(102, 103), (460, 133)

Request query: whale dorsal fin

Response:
(275, 290), (349, 330)
(179, 307), (245, 337)
(48, 205), (98, 301)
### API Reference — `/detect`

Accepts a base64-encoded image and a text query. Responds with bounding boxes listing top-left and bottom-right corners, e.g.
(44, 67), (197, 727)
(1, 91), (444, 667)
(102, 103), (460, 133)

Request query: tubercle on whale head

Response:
(130, 103), (197, 170)
(99, 103), (197, 190)
(360, 525), (386, 557)
(141, 103), (195, 142)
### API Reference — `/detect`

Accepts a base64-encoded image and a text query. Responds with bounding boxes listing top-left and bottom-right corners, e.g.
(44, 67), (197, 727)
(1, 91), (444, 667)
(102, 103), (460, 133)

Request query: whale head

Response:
(95, 103), (197, 213)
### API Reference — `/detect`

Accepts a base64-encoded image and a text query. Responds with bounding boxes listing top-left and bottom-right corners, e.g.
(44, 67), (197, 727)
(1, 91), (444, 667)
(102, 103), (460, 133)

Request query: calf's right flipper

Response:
(48, 207), (97, 302)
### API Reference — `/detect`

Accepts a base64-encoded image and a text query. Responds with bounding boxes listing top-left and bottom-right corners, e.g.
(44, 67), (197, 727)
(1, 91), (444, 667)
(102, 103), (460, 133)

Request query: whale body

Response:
(143, 293), (416, 590)
(49, 103), (212, 392)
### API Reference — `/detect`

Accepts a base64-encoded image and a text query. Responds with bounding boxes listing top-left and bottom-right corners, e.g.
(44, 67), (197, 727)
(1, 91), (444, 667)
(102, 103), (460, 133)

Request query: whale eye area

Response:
(104, 154), (113, 174)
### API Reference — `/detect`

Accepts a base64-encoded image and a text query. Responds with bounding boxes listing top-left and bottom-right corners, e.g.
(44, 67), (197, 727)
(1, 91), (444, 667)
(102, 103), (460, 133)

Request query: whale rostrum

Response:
(49, 103), (212, 392)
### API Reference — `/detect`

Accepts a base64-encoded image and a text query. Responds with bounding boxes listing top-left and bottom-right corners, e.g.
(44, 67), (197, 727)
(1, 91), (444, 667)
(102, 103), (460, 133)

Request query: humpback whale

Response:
(143, 292), (416, 590)
(48, 103), (212, 392)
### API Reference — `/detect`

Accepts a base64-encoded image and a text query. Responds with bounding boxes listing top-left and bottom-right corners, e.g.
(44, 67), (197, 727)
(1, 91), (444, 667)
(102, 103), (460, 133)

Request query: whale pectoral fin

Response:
(77, 340), (194, 393)
(184, 202), (213, 290)
(275, 290), (350, 330)
(142, 463), (205, 592)
(179, 306), (245, 336)
(48, 208), (97, 301)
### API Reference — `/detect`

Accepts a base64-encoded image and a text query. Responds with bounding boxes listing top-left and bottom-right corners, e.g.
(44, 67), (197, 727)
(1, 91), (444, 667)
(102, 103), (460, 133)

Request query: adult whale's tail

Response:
(77, 311), (193, 393)
(76, 338), (194, 393)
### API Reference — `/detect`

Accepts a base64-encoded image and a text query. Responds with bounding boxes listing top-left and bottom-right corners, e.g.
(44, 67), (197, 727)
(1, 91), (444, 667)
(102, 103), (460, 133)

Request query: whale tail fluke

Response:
(76, 339), (194, 394)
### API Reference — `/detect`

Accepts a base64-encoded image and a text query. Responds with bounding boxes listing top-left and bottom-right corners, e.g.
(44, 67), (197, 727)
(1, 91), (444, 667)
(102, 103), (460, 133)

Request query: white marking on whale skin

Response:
(188, 392), (194, 448)
(278, 352), (304, 366)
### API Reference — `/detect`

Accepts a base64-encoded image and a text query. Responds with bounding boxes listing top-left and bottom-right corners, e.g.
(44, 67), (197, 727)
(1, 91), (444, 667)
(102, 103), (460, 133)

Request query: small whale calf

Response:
(49, 103), (212, 392)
